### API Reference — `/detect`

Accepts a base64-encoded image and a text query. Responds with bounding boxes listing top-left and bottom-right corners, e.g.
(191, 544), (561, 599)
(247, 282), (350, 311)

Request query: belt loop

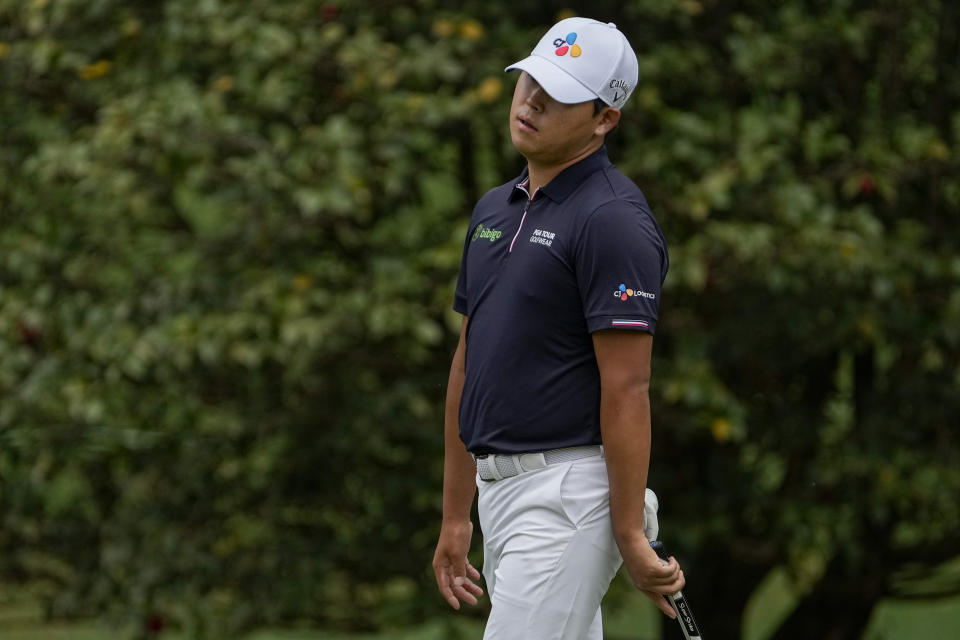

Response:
(487, 457), (503, 481)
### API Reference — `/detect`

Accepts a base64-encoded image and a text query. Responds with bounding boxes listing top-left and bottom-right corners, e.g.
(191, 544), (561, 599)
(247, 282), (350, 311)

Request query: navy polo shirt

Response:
(453, 147), (668, 454)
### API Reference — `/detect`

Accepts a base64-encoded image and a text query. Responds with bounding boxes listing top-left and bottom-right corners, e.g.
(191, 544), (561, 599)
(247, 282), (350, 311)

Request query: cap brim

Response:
(504, 55), (597, 104)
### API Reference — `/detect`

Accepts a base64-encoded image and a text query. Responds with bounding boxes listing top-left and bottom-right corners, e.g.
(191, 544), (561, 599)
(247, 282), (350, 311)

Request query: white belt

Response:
(474, 445), (603, 482)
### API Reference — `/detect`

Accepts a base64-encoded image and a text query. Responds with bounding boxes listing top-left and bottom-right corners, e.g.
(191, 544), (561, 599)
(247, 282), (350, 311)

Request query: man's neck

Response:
(525, 143), (603, 195)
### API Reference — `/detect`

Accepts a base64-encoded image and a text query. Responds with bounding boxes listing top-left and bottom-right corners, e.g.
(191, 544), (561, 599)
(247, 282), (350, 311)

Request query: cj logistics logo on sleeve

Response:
(614, 283), (655, 300)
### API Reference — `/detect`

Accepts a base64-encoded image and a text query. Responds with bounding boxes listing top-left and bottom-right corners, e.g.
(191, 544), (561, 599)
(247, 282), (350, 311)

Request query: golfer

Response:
(432, 17), (684, 639)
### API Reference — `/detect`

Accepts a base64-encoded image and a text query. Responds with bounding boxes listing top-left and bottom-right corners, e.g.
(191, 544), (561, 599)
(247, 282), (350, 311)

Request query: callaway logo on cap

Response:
(505, 17), (639, 108)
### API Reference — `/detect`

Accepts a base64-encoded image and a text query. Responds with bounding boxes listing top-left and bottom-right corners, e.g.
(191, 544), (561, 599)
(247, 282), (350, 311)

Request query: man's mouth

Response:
(517, 116), (538, 132)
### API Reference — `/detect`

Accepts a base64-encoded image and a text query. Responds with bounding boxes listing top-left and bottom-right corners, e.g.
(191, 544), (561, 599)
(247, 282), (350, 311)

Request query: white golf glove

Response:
(643, 488), (659, 541)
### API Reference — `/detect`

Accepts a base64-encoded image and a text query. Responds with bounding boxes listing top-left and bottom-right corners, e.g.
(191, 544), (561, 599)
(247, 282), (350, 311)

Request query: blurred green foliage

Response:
(0, 0), (958, 638)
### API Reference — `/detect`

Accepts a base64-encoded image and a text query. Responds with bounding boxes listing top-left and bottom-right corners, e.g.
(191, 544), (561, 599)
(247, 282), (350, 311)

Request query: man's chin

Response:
(509, 131), (537, 157)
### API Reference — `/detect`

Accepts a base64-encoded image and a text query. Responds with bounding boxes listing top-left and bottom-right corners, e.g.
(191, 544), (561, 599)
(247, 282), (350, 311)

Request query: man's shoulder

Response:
(600, 162), (648, 200)
(572, 166), (666, 253)
(574, 164), (651, 218)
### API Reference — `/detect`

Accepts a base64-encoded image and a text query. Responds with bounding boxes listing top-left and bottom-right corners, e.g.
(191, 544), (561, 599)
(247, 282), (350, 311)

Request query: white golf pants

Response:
(477, 454), (622, 640)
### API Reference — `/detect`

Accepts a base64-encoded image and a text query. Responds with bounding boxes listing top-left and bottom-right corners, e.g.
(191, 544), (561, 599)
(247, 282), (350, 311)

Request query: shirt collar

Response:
(508, 146), (612, 203)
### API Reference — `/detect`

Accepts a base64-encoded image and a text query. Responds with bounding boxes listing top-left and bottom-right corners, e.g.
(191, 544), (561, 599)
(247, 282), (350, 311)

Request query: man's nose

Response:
(525, 85), (545, 111)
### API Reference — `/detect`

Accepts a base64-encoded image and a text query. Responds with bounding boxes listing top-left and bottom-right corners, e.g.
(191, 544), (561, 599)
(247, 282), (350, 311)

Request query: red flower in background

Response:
(146, 614), (165, 635)
(16, 319), (41, 347)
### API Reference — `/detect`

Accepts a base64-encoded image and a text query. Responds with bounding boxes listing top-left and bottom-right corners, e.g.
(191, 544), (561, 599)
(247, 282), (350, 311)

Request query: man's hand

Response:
(432, 518), (484, 610)
(620, 534), (685, 618)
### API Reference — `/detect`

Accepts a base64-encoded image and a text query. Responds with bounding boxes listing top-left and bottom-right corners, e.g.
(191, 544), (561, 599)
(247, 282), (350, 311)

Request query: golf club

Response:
(650, 539), (704, 640)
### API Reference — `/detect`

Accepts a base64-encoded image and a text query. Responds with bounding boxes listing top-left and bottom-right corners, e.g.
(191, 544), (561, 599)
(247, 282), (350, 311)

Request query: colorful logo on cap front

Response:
(553, 32), (582, 57)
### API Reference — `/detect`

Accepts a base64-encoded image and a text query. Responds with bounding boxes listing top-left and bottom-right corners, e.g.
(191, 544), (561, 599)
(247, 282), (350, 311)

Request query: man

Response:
(431, 17), (685, 639)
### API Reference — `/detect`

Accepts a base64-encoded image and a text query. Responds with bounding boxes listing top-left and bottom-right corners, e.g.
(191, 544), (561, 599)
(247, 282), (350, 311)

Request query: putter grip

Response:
(650, 539), (671, 563)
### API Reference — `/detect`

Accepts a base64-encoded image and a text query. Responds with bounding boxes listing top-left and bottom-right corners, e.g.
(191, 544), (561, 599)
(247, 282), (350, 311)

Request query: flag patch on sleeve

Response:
(611, 319), (649, 327)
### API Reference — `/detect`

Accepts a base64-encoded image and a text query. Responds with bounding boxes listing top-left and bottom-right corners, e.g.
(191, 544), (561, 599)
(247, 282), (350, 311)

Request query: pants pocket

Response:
(558, 459), (610, 528)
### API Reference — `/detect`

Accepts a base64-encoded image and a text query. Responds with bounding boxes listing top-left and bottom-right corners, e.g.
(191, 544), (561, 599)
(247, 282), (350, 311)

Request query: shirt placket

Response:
(508, 181), (540, 254)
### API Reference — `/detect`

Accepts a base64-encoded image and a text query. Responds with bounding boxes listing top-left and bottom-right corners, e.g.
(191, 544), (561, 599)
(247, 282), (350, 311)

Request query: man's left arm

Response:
(593, 329), (685, 618)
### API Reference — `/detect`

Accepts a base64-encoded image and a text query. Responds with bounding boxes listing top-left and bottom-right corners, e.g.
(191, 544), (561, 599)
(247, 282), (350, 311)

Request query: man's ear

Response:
(594, 107), (621, 136)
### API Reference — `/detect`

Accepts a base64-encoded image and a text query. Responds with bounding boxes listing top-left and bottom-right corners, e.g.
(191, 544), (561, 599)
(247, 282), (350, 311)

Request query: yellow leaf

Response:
(460, 20), (484, 41)
(0, 42), (8, 59)
(213, 75), (234, 93)
(477, 77), (501, 103)
(711, 417), (732, 442)
(928, 139), (950, 161)
(840, 239), (857, 258)
(293, 275), (312, 292)
(78, 60), (112, 80)
(556, 9), (577, 21)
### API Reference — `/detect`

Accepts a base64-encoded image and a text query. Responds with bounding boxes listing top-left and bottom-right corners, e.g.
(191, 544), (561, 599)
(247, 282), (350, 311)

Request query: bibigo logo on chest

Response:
(472, 223), (503, 242)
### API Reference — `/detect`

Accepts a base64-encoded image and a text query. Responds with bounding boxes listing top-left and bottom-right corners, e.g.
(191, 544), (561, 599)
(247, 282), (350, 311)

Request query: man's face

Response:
(508, 71), (608, 165)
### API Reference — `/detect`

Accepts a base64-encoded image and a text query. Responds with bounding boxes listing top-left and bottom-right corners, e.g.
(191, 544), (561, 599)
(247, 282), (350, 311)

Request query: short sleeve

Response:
(453, 223), (472, 315)
(576, 201), (668, 334)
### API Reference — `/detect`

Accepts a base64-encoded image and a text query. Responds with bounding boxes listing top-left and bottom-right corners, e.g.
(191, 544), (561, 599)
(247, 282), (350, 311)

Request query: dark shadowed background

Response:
(1, 0), (959, 638)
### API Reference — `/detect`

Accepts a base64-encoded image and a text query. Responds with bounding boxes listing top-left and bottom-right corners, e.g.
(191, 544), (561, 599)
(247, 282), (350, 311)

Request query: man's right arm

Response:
(432, 317), (483, 609)
(441, 316), (475, 522)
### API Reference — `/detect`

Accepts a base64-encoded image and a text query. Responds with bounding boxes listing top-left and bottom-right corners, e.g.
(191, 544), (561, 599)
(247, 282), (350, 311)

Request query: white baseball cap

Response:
(505, 17), (639, 108)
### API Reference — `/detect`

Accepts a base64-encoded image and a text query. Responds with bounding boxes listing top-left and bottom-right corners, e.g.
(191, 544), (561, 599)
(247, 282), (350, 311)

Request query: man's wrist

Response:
(613, 524), (651, 549)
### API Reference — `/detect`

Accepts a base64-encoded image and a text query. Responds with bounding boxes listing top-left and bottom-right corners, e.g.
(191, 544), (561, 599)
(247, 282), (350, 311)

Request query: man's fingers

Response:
(673, 570), (686, 593)
(452, 583), (479, 605)
(467, 562), (481, 580)
(451, 572), (484, 605)
(645, 569), (686, 594)
(647, 556), (681, 583)
(655, 566), (684, 590)
(435, 561), (464, 610)
(460, 575), (484, 597)
(434, 560), (483, 609)
(452, 588), (477, 606)
(437, 567), (461, 610)
(643, 591), (677, 619)
(452, 557), (468, 584)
